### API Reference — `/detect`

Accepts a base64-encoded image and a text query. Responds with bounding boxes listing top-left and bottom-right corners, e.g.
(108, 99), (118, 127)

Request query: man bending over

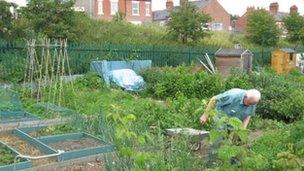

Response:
(200, 89), (261, 129)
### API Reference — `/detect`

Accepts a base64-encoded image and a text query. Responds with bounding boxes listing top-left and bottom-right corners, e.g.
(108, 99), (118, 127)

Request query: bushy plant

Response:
(249, 117), (285, 130)
(224, 70), (253, 90)
(251, 129), (289, 165)
(73, 72), (106, 90)
(142, 66), (304, 122)
(0, 55), (26, 83)
(207, 114), (270, 170)
(274, 148), (303, 171)
(0, 147), (14, 166)
(251, 71), (304, 122)
(289, 120), (304, 157)
(141, 66), (223, 99)
(166, 92), (206, 129)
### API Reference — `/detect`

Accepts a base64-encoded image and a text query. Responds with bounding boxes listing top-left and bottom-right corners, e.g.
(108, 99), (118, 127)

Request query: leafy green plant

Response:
(73, 72), (106, 90)
(141, 66), (223, 99)
(0, 146), (16, 166)
(106, 105), (154, 170)
(251, 71), (304, 122)
(249, 117), (285, 130)
(274, 145), (303, 171)
(142, 66), (304, 122)
(207, 114), (270, 170)
(224, 70), (253, 90)
(31, 124), (76, 137)
(251, 129), (289, 167)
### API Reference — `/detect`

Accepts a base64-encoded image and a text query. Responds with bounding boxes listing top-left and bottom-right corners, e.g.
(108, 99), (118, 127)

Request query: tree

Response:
(167, 1), (211, 44)
(21, 0), (77, 40)
(283, 12), (304, 47)
(247, 9), (281, 47)
(0, 1), (15, 39)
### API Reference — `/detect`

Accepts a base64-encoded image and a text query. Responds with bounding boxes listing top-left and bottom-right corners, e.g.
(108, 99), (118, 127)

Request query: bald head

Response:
(244, 89), (261, 106)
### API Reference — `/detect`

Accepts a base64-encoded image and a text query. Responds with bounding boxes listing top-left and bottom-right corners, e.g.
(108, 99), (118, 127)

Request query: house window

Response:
(211, 23), (223, 31)
(97, 0), (103, 15)
(111, 0), (118, 15)
(145, 2), (150, 16)
(132, 1), (140, 16)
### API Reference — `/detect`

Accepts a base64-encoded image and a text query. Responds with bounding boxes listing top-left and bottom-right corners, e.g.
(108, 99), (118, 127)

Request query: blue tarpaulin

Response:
(90, 60), (152, 91)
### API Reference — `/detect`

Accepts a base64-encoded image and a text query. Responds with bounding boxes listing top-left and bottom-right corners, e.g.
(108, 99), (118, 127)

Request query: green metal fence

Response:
(0, 39), (294, 82)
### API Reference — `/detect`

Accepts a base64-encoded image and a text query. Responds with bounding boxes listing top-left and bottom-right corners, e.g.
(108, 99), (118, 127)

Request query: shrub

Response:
(132, 92), (205, 129)
(251, 129), (289, 169)
(193, 71), (223, 98)
(289, 120), (304, 157)
(73, 72), (105, 89)
(0, 54), (26, 83)
(224, 70), (253, 90)
(251, 71), (304, 122)
(140, 66), (223, 99)
(142, 66), (304, 122)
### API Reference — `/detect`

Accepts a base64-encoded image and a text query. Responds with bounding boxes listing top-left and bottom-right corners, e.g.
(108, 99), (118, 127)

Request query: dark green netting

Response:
(31, 102), (79, 119)
(0, 88), (23, 113)
(0, 88), (39, 123)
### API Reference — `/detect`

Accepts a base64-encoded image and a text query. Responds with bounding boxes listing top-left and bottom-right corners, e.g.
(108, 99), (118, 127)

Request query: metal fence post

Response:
(188, 47), (191, 65)
(152, 45), (155, 65)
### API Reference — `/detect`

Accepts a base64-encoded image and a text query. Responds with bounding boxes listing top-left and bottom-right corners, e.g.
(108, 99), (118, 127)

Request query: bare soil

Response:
(49, 137), (102, 152)
(59, 159), (104, 171)
(31, 158), (105, 171)
(0, 133), (55, 166)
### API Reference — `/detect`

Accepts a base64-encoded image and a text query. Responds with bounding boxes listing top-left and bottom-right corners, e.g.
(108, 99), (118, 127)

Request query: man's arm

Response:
(242, 116), (251, 129)
(200, 96), (217, 124)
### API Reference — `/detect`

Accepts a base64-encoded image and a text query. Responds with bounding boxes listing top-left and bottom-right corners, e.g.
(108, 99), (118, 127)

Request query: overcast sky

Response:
(6, 0), (304, 16)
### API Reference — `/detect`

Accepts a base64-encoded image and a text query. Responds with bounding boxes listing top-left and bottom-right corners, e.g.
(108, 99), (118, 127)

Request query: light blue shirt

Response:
(215, 88), (256, 121)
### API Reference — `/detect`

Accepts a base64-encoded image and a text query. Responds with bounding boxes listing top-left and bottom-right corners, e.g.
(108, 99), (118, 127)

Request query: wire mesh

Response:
(0, 88), (38, 123)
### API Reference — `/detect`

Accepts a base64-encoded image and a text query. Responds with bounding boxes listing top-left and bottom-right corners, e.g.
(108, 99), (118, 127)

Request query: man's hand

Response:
(199, 114), (208, 124)
(242, 116), (251, 129)
(199, 96), (216, 125)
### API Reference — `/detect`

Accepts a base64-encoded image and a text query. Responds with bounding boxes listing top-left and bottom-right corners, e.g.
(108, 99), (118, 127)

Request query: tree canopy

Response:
(21, 0), (77, 39)
(283, 12), (304, 47)
(247, 9), (281, 47)
(167, 1), (211, 44)
(0, 0), (15, 39)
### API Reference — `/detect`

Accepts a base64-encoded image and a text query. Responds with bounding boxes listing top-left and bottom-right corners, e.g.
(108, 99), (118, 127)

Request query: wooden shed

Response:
(215, 48), (253, 75)
(271, 48), (296, 74)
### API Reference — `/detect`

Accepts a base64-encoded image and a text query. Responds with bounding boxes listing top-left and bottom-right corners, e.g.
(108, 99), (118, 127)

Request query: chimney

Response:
(166, 0), (174, 10)
(290, 5), (298, 14)
(269, 2), (279, 14)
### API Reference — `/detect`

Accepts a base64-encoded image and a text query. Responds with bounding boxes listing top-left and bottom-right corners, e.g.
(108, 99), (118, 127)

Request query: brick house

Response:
(153, 0), (231, 31)
(74, 0), (152, 24)
(235, 2), (298, 33)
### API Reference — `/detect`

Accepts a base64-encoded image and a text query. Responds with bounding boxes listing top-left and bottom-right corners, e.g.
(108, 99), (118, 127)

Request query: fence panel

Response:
(0, 39), (275, 82)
